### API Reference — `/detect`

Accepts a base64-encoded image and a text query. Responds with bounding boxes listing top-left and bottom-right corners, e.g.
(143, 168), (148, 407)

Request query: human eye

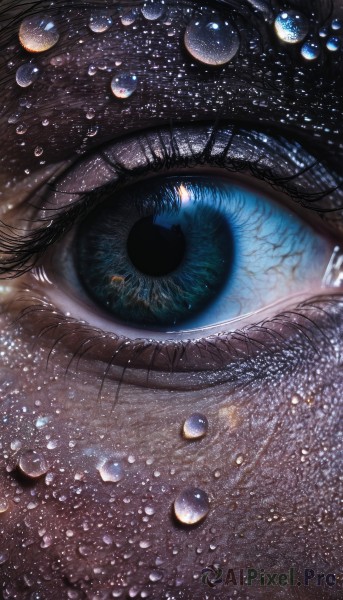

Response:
(0, 0), (342, 598)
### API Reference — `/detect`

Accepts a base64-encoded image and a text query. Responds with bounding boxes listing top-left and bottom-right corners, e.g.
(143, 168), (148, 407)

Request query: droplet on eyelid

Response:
(141, 0), (165, 21)
(174, 487), (210, 525)
(300, 41), (320, 60)
(89, 13), (113, 33)
(184, 17), (240, 66)
(111, 72), (138, 98)
(182, 413), (208, 440)
(326, 36), (341, 51)
(274, 11), (309, 44)
(19, 16), (60, 53)
(15, 63), (39, 87)
(18, 449), (49, 478)
(98, 459), (124, 483)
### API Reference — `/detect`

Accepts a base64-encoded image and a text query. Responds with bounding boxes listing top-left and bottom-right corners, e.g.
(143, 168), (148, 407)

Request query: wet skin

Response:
(0, 0), (342, 598)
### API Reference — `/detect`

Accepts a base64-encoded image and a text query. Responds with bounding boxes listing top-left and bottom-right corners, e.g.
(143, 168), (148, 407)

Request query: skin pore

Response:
(0, 0), (342, 598)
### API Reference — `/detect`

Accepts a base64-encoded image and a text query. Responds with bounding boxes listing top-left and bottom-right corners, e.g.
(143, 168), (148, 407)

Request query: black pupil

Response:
(127, 215), (186, 277)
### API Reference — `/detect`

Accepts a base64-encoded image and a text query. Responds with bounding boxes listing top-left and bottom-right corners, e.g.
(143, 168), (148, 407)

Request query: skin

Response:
(0, 0), (342, 598)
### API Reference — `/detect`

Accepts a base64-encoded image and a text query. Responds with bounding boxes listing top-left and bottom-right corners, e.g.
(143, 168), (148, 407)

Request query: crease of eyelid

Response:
(1, 123), (343, 280)
(5, 287), (343, 393)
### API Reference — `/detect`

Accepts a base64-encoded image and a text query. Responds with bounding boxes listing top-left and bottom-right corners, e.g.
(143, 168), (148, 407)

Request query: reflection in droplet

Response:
(19, 16), (60, 53)
(326, 36), (341, 52)
(111, 72), (138, 98)
(18, 449), (49, 478)
(182, 413), (208, 439)
(121, 9), (139, 26)
(98, 458), (124, 482)
(142, 0), (165, 21)
(15, 63), (39, 87)
(0, 498), (9, 513)
(174, 487), (210, 525)
(331, 19), (342, 31)
(301, 41), (320, 61)
(89, 13), (113, 33)
(274, 11), (309, 44)
(184, 17), (239, 66)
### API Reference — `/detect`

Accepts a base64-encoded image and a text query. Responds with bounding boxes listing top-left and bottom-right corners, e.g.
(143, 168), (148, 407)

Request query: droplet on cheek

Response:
(182, 413), (208, 439)
(274, 11), (309, 44)
(173, 487), (210, 525)
(15, 63), (39, 87)
(184, 17), (240, 66)
(111, 72), (138, 98)
(98, 458), (124, 482)
(18, 449), (49, 478)
(19, 15), (60, 53)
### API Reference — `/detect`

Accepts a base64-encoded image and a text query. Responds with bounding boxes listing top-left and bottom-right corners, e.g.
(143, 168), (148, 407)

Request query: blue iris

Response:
(75, 175), (329, 330)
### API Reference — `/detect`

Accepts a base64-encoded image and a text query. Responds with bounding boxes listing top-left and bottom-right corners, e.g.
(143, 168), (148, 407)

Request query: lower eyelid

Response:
(5, 281), (343, 393)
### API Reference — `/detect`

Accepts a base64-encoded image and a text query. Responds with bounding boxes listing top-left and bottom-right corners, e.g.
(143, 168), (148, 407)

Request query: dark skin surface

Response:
(0, 0), (342, 598)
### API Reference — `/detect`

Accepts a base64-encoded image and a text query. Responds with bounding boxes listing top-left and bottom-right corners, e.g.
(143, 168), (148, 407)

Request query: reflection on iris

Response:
(68, 175), (331, 331)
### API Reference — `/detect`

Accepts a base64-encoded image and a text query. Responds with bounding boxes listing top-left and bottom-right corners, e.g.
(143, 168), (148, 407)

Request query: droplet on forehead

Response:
(184, 17), (240, 66)
(15, 63), (39, 87)
(274, 11), (309, 44)
(89, 13), (113, 33)
(174, 487), (210, 525)
(141, 0), (165, 21)
(111, 72), (138, 99)
(301, 41), (320, 61)
(182, 413), (208, 439)
(19, 16), (60, 53)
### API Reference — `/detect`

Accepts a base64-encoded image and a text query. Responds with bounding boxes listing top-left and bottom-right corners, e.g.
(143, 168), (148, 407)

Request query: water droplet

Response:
(121, 9), (139, 26)
(326, 36), (341, 52)
(88, 64), (97, 76)
(111, 72), (138, 98)
(149, 570), (163, 582)
(98, 458), (124, 483)
(274, 11), (309, 44)
(331, 18), (342, 31)
(42, 118), (49, 126)
(19, 16), (60, 53)
(301, 41), (320, 61)
(235, 454), (244, 465)
(0, 552), (8, 565)
(0, 498), (9, 513)
(86, 108), (95, 119)
(86, 126), (98, 137)
(319, 26), (329, 38)
(173, 487), (210, 525)
(16, 124), (27, 135)
(182, 413), (208, 439)
(18, 449), (49, 478)
(291, 395), (300, 405)
(144, 506), (155, 516)
(89, 13), (113, 33)
(15, 63), (39, 87)
(139, 540), (151, 548)
(141, 0), (165, 21)
(34, 146), (43, 157)
(184, 17), (239, 66)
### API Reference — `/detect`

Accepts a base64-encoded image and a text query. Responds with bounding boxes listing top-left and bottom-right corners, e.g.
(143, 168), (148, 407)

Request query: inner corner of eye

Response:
(45, 173), (334, 338)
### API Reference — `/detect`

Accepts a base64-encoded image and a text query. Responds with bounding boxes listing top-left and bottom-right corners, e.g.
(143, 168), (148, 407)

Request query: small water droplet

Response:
(18, 449), (49, 478)
(291, 395), (300, 405)
(173, 487), (210, 525)
(184, 17), (239, 66)
(0, 552), (8, 565)
(274, 11), (309, 44)
(88, 64), (97, 76)
(16, 124), (27, 135)
(15, 63), (39, 87)
(86, 108), (96, 119)
(326, 36), (341, 52)
(34, 146), (43, 157)
(127, 455), (135, 464)
(182, 413), (208, 439)
(98, 459), (124, 483)
(144, 506), (155, 516)
(19, 16), (60, 53)
(319, 26), (329, 38)
(89, 13), (113, 33)
(42, 118), (49, 126)
(111, 72), (138, 98)
(301, 41), (320, 61)
(121, 8), (139, 26)
(235, 454), (244, 465)
(149, 570), (163, 582)
(331, 18), (342, 31)
(86, 126), (98, 137)
(0, 498), (9, 513)
(141, 0), (165, 21)
(139, 540), (151, 548)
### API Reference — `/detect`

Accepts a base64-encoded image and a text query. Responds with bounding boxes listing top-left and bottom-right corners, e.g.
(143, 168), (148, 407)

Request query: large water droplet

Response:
(274, 11), (309, 44)
(174, 487), (210, 525)
(141, 0), (165, 21)
(121, 9), (139, 26)
(18, 449), (49, 478)
(331, 18), (342, 31)
(98, 458), (124, 482)
(15, 63), (39, 87)
(184, 17), (239, 66)
(89, 13), (113, 33)
(301, 41), (320, 61)
(19, 16), (60, 53)
(182, 413), (208, 440)
(111, 72), (138, 98)
(326, 36), (341, 52)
